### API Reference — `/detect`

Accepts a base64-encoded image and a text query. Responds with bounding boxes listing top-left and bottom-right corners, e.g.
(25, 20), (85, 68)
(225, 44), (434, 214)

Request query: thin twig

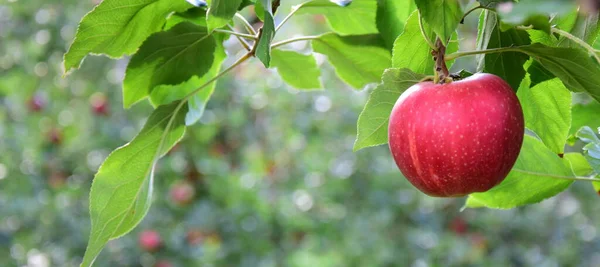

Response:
(270, 35), (320, 48)
(418, 10), (437, 51)
(235, 13), (256, 35)
(214, 29), (257, 40)
(226, 25), (252, 51)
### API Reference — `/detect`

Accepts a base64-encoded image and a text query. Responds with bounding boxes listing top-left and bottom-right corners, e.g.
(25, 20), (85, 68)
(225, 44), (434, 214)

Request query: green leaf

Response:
(476, 0), (512, 8)
(576, 126), (600, 174)
(296, 0), (379, 36)
(312, 33), (391, 89)
(527, 60), (555, 88)
(414, 0), (462, 45)
(122, 22), (217, 108)
(517, 78), (571, 154)
(63, 0), (192, 73)
(563, 152), (599, 195)
(496, 0), (575, 29)
(376, 0), (416, 49)
(206, 0), (243, 31)
(465, 135), (574, 209)
(556, 12), (600, 48)
(392, 10), (458, 75)
(255, 0), (275, 68)
(516, 44), (600, 103)
(480, 11), (531, 90)
(270, 49), (322, 90)
(570, 101), (600, 136)
(563, 153), (595, 176)
(353, 68), (424, 151)
(149, 33), (227, 125)
(81, 102), (187, 267)
(501, 14), (550, 33)
(165, 7), (208, 29)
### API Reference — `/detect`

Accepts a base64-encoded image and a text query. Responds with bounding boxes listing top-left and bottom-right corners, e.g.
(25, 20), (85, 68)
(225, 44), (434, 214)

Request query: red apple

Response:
(154, 260), (173, 267)
(89, 92), (109, 116)
(138, 230), (162, 252)
(169, 181), (196, 205)
(28, 94), (45, 112)
(388, 73), (524, 197)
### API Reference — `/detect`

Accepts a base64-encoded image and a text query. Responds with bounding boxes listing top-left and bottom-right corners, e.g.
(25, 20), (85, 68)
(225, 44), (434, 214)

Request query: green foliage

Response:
(517, 78), (572, 154)
(465, 135), (575, 209)
(414, 0), (462, 45)
(296, 0), (378, 35)
(63, 0), (192, 72)
(312, 33), (391, 89)
(81, 102), (188, 267)
(271, 49), (322, 89)
(206, 0), (243, 31)
(49, 0), (600, 264)
(354, 68), (424, 151)
(123, 22), (217, 108)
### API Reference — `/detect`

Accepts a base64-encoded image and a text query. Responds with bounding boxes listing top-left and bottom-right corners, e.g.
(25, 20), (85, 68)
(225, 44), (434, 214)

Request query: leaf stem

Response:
(444, 46), (522, 61)
(227, 25), (252, 51)
(235, 13), (256, 35)
(214, 29), (257, 40)
(550, 27), (600, 64)
(275, 4), (302, 32)
(419, 10), (437, 51)
(512, 169), (600, 182)
(270, 35), (320, 48)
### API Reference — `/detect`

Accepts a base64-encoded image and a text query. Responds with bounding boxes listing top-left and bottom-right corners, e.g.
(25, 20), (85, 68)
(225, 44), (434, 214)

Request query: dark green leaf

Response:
(63, 0), (192, 72)
(312, 33), (391, 89)
(271, 49), (322, 89)
(123, 22), (217, 108)
(500, 14), (551, 33)
(414, 0), (462, 45)
(516, 43), (600, 102)
(480, 12), (531, 90)
(465, 135), (574, 209)
(527, 60), (555, 88)
(81, 102), (187, 267)
(354, 68), (424, 151)
(149, 33), (227, 125)
(255, 0), (275, 67)
(517, 77), (571, 153)
(206, 0), (243, 31)
(164, 7), (208, 29)
(296, 0), (379, 36)
(376, 0), (416, 49)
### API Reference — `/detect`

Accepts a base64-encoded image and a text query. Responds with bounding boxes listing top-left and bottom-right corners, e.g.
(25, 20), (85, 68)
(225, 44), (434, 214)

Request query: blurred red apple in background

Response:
(138, 230), (162, 252)
(169, 181), (196, 206)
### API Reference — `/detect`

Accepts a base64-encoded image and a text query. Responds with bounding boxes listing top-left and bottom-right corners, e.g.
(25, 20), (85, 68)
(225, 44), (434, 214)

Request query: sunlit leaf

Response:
(354, 68), (424, 151)
(81, 102), (187, 267)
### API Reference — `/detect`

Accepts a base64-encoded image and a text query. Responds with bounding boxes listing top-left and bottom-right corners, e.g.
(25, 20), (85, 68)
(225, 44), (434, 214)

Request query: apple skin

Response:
(388, 73), (524, 197)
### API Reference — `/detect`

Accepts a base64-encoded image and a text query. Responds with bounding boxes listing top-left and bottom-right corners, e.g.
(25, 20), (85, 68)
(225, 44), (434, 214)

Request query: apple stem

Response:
(434, 38), (451, 84)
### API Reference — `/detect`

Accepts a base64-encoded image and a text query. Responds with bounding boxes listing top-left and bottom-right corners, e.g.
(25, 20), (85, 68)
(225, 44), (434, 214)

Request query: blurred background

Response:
(2, 0), (600, 266)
